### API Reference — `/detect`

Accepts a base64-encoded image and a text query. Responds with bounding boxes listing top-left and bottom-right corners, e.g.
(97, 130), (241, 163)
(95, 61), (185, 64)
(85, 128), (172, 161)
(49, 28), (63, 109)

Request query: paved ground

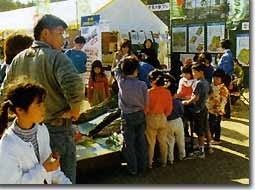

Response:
(76, 96), (249, 185)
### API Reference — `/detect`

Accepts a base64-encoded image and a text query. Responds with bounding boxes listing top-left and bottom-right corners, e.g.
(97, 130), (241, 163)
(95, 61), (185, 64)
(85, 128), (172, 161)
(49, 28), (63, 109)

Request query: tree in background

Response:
(0, 0), (63, 12)
(0, 0), (32, 11)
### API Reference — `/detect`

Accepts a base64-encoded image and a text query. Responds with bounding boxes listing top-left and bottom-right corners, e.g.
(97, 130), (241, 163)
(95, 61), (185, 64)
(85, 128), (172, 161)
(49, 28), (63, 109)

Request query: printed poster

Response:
(207, 23), (225, 53)
(81, 15), (101, 84)
(130, 31), (139, 44)
(236, 34), (249, 66)
(172, 25), (187, 52)
(137, 31), (146, 44)
(188, 24), (204, 53)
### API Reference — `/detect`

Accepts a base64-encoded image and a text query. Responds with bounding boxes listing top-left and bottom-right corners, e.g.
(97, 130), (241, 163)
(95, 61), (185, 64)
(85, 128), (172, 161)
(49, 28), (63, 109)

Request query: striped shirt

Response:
(13, 122), (40, 162)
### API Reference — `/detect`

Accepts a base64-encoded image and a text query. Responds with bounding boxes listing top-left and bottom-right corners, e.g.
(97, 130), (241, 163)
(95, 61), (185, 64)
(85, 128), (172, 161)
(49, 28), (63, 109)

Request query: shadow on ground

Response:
(221, 126), (249, 142)
(76, 97), (249, 185)
(77, 140), (249, 184)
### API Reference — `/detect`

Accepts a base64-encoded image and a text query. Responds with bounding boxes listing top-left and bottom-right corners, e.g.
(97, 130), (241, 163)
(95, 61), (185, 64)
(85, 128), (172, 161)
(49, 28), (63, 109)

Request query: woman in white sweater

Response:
(0, 78), (71, 184)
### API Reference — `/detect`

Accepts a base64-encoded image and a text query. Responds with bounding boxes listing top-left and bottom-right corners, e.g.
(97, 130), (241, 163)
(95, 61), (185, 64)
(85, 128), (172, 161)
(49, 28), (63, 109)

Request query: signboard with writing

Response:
(207, 23), (225, 53)
(81, 15), (101, 84)
(81, 15), (100, 27)
(148, 3), (170, 11)
(226, 0), (249, 30)
(241, 22), (249, 31)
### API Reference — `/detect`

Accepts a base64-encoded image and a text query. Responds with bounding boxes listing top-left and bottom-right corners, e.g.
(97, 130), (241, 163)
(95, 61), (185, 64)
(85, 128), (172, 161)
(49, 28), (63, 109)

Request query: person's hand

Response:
(182, 100), (189, 105)
(62, 107), (81, 121)
(70, 107), (81, 121)
(43, 152), (60, 172)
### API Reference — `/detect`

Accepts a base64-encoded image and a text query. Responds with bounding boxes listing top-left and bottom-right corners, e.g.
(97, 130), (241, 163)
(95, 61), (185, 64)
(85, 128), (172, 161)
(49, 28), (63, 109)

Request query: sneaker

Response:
(194, 150), (205, 159)
(184, 154), (196, 160)
(179, 154), (186, 160)
(128, 170), (137, 176)
(207, 148), (214, 154)
(212, 140), (222, 145)
(161, 163), (167, 168)
(168, 160), (174, 165)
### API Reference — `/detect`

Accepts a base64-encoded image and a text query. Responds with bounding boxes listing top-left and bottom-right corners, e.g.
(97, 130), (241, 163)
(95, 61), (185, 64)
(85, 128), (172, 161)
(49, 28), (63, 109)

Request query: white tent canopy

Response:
(0, 0), (109, 31)
(0, 0), (167, 35)
(96, 0), (168, 34)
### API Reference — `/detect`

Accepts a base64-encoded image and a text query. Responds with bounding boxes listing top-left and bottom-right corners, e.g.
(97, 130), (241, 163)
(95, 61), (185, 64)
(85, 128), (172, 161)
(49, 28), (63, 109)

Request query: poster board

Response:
(172, 25), (187, 52)
(188, 24), (204, 53)
(137, 31), (146, 44)
(207, 23), (225, 53)
(236, 34), (249, 66)
(81, 15), (101, 84)
(130, 31), (139, 44)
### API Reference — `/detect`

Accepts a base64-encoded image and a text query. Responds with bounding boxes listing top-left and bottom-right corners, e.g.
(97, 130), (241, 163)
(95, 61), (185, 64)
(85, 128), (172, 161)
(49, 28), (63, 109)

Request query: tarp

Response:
(96, 0), (168, 33)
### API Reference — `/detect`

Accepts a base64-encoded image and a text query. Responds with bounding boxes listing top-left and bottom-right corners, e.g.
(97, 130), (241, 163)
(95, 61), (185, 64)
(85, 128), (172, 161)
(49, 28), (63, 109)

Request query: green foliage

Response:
(0, 0), (33, 11)
(0, 0), (63, 12)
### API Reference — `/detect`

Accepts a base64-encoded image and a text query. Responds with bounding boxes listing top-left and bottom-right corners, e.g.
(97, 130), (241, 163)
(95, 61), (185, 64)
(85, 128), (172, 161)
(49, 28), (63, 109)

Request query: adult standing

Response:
(1, 14), (84, 183)
(141, 39), (160, 69)
(217, 39), (234, 119)
(65, 36), (87, 84)
(217, 39), (234, 86)
(111, 38), (132, 69)
(0, 34), (33, 85)
(169, 53), (183, 83)
(110, 38), (133, 93)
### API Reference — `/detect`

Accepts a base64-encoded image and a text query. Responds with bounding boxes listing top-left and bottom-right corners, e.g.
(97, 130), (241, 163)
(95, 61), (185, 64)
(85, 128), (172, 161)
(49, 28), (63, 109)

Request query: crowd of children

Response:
(0, 33), (236, 183)
(110, 45), (234, 175)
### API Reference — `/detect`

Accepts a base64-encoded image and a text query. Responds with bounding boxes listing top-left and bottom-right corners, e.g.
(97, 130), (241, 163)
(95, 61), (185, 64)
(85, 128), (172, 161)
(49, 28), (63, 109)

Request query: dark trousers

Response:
(192, 107), (208, 137)
(224, 95), (231, 118)
(224, 75), (232, 118)
(209, 113), (222, 141)
(121, 111), (148, 174)
(183, 105), (194, 137)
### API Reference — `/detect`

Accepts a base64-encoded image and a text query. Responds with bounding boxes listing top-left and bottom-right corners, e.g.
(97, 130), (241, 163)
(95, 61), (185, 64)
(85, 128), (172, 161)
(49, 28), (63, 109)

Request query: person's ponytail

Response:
(0, 100), (13, 137)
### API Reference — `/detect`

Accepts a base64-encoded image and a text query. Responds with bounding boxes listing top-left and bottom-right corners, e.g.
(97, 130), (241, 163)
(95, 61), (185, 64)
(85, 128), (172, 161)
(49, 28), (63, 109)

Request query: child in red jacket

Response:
(145, 69), (172, 168)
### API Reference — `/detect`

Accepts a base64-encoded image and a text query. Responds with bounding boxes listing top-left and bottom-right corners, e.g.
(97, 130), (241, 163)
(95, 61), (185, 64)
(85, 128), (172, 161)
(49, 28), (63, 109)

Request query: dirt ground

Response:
(77, 96), (250, 186)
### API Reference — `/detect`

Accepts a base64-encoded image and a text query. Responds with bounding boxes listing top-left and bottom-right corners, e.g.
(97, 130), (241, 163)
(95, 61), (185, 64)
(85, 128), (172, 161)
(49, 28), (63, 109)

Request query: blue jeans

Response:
(46, 119), (76, 183)
(209, 113), (222, 141)
(121, 111), (148, 174)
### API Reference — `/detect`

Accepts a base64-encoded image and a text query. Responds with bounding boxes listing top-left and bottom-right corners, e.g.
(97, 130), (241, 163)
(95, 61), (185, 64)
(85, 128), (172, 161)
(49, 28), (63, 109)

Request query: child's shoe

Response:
(168, 160), (174, 165)
(207, 147), (214, 154)
(212, 140), (221, 145)
(194, 150), (205, 159)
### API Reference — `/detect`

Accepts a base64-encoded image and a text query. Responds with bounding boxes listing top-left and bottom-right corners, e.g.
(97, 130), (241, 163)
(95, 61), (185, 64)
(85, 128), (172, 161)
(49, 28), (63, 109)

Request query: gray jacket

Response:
(1, 41), (84, 122)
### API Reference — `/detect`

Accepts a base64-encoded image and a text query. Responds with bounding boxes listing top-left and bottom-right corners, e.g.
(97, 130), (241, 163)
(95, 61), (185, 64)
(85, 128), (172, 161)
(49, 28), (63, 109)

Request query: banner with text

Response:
(81, 15), (101, 84)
